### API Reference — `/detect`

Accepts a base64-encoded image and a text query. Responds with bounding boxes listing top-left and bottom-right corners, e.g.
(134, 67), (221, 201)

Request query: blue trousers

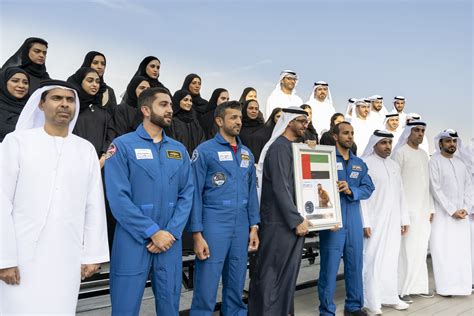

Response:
(190, 224), (249, 316)
(318, 226), (364, 316)
(110, 228), (182, 315)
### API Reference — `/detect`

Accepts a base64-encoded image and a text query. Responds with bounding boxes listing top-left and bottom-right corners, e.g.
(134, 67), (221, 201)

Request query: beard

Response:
(150, 111), (171, 128)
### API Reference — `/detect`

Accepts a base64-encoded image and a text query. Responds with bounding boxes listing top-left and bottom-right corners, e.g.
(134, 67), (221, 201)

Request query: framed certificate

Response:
(292, 143), (343, 231)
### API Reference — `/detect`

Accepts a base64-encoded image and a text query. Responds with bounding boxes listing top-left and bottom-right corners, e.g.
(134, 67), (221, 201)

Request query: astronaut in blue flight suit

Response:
(318, 122), (375, 316)
(104, 87), (194, 315)
(189, 101), (260, 316)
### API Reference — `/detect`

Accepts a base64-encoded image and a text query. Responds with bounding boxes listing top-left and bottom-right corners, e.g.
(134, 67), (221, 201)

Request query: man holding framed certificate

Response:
(317, 121), (375, 316)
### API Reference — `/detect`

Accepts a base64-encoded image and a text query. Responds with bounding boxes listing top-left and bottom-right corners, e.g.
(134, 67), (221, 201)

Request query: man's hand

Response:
(146, 242), (162, 254)
(151, 230), (175, 252)
(363, 227), (371, 238)
(296, 218), (310, 236)
(330, 224), (341, 232)
(99, 155), (106, 169)
(248, 227), (259, 252)
(193, 232), (210, 260)
(81, 264), (100, 280)
(429, 213), (434, 222)
(0, 267), (20, 285)
(401, 225), (409, 235)
(337, 181), (352, 195)
(452, 209), (468, 219)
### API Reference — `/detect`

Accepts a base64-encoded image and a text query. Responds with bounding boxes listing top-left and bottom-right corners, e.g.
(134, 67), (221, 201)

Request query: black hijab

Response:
(0, 67), (30, 114)
(181, 73), (208, 114)
(125, 76), (148, 108)
(200, 88), (226, 139)
(2, 37), (49, 79)
(134, 56), (166, 88)
(172, 89), (195, 123)
(67, 67), (101, 112)
(81, 51), (108, 95)
(239, 87), (256, 104)
(242, 99), (265, 128)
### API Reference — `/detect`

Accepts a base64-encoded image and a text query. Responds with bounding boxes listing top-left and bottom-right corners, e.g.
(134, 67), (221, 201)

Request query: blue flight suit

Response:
(318, 149), (375, 316)
(189, 133), (260, 316)
(104, 124), (194, 315)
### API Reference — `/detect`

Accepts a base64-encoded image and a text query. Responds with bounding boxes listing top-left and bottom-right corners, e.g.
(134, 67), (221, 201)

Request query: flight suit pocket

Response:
(140, 204), (154, 214)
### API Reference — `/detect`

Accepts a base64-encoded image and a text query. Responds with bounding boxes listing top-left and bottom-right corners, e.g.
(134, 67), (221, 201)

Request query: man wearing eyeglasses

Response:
(249, 107), (311, 316)
(264, 70), (303, 119)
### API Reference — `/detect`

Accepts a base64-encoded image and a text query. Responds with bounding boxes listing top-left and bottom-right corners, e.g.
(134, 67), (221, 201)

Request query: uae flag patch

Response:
(301, 154), (330, 179)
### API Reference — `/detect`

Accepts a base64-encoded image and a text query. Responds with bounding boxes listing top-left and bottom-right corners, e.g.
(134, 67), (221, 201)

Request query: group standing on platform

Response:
(1, 37), (474, 316)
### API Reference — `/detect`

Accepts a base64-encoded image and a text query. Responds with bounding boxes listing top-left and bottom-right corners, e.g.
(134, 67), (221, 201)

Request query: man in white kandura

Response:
(265, 70), (303, 118)
(392, 120), (434, 302)
(0, 80), (109, 314)
(306, 81), (336, 134)
(367, 95), (388, 127)
(429, 129), (474, 297)
(360, 130), (410, 315)
(349, 99), (376, 153)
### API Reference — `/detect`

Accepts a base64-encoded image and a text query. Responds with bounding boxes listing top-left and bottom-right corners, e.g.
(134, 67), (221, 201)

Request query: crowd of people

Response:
(1, 37), (473, 316)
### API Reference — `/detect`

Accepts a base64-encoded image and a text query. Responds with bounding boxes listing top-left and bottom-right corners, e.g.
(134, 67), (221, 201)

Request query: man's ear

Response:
(140, 105), (150, 117)
(215, 116), (223, 128)
(38, 100), (44, 111)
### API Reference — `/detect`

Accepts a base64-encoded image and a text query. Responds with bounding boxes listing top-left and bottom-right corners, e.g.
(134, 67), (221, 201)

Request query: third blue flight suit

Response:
(105, 124), (194, 315)
(318, 149), (375, 315)
(189, 133), (260, 316)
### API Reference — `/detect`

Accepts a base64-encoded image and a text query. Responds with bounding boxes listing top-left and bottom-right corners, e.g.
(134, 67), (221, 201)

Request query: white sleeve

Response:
(399, 176), (411, 226)
(429, 158), (456, 216)
(0, 134), (20, 268)
(81, 148), (110, 264)
(462, 163), (474, 213)
(360, 200), (371, 228)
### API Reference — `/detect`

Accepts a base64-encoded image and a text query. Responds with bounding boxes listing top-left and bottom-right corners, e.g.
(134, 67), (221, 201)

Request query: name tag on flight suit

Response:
(135, 148), (153, 160)
(218, 151), (233, 161)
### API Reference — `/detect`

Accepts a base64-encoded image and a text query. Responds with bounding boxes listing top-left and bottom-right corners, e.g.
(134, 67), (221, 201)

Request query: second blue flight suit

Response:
(105, 124), (194, 315)
(189, 133), (260, 316)
(318, 149), (375, 316)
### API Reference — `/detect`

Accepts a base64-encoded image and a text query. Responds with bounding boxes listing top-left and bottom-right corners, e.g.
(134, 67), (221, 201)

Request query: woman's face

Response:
(274, 111), (282, 124)
(246, 101), (259, 120)
(246, 90), (257, 101)
(90, 55), (106, 77)
(188, 77), (201, 95)
(135, 80), (150, 98)
(28, 43), (47, 65)
(81, 71), (100, 96)
(146, 60), (160, 79)
(179, 94), (193, 111)
(6, 73), (29, 99)
(217, 91), (229, 105)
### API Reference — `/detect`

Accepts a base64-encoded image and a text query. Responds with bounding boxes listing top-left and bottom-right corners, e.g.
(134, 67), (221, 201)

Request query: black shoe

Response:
(344, 310), (368, 316)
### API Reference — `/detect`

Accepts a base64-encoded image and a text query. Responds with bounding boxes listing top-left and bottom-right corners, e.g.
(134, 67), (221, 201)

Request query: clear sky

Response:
(1, 0), (472, 152)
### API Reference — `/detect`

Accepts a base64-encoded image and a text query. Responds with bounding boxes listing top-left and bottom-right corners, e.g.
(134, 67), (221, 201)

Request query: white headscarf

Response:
(383, 111), (399, 129)
(432, 129), (463, 157)
(361, 130), (394, 159)
(306, 81), (335, 134)
(391, 120), (426, 157)
(256, 106), (307, 200)
(392, 95), (406, 111)
(15, 83), (80, 134)
(345, 98), (357, 120)
(306, 81), (333, 105)
(274, 70), (299, 93)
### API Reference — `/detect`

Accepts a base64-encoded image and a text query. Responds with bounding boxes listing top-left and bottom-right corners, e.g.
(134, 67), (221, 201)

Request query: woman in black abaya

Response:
(2, 37), (50, 92)
(0, 67), (30, 141)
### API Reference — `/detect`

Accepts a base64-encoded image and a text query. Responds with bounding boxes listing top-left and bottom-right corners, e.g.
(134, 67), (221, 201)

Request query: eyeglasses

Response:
(294, 119), (310, 126)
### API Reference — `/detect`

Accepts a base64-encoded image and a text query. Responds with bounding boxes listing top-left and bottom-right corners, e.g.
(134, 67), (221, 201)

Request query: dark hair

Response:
(300, 104), (312, 110)
(215, 100), (242, 119)
(331, 121), (351, 136)
(330, 112), (345, 128)
(138, 87), (171, 109)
